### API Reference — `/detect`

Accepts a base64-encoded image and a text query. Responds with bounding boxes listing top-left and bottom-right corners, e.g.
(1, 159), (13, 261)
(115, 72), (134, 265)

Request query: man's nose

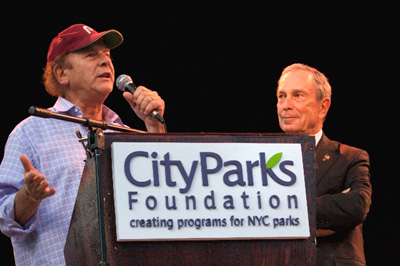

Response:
(99, 53), (112, 67)
(281, 96), (294, 110)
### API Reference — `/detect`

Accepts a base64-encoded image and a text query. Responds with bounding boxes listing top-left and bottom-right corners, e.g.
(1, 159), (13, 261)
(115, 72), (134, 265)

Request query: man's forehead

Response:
(278, 70), (316, 90)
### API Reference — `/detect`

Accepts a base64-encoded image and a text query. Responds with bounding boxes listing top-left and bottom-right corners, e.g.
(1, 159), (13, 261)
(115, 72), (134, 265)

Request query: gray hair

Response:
(278, 63), (332, 101)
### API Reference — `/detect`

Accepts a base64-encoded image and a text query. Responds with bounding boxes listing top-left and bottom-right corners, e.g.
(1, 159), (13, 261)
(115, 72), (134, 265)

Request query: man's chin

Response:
(96, 84), (114, 95)
(279, 118), (298, 131)
(280, 125), (302, 134)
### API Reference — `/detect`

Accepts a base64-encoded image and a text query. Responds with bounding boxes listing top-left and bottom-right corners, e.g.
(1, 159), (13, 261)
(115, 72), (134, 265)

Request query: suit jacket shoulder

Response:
(315, 134), (370, 190)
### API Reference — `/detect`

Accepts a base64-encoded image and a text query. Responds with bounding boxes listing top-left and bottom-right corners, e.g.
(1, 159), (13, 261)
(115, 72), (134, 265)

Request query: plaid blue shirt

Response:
(0, 97), (125, 265)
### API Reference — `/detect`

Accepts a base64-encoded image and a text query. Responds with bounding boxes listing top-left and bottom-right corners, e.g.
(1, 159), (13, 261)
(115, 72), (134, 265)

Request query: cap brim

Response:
(70, 29), (124, 52)
(101, 30), (124, 49)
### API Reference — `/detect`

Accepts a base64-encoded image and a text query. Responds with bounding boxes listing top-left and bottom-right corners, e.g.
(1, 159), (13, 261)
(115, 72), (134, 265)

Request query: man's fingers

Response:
(144, 98), (164, 115)
(19, 154), (56, 201)
(342, 188), (350, 194)
(44, 187), (57, 198)
(123, 92), (135, 107)
(19, 154), (33, 173)
(20, 154), (41, 185)
(30, 175), (45, 190)
(27, 177), (56, 200)
(37, 180), (55, 194)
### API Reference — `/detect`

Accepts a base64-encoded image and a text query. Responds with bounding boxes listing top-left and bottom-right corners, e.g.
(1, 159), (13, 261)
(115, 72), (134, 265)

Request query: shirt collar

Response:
(50, 97), (80, 116)
(314, 129), (323, 146)
(49, 97), (124, 126)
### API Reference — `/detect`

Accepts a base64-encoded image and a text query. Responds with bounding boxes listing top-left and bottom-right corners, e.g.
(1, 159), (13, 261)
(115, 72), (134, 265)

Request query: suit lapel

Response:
(315, 134), (340, 186)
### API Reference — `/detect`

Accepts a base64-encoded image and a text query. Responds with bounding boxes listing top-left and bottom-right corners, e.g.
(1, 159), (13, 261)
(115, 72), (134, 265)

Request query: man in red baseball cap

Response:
(0, 24), (166, 265)
(46, 23), (124, 63)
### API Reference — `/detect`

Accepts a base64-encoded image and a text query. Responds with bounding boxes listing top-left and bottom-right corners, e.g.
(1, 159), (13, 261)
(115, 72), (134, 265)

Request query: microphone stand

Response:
(28, 106), (146, 133)
(29, 106), (146, 266)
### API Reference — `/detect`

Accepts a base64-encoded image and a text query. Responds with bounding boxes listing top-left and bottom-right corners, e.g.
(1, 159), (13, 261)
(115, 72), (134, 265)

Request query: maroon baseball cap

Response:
(47, 24), (123, 63)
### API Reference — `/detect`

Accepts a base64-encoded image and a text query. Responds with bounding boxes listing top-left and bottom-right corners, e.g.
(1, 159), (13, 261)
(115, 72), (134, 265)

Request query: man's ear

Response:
(53, 63), (70, 86)
(319, 97), (331, 120)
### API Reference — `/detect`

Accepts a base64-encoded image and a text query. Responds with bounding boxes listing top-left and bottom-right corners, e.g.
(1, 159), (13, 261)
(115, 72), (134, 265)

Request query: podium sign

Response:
(111, 142), (310, 241)
(65, 133), (316, 266)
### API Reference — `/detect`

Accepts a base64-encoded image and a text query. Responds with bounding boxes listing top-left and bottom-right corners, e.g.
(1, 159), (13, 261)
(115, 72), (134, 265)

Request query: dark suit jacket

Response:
(315, 134), (372, 266)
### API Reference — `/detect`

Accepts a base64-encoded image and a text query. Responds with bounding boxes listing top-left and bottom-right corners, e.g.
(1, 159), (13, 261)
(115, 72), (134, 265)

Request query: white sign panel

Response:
(111, 142), (310, 241)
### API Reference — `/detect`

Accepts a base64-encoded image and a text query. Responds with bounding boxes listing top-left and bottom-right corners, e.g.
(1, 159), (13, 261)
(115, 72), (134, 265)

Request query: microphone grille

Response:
(116, 74), (132, 91)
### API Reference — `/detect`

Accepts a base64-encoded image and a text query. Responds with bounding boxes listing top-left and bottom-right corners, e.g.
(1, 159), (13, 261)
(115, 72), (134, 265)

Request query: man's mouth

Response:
(98, 72), (112, 79)
(281, 116), (298, 123)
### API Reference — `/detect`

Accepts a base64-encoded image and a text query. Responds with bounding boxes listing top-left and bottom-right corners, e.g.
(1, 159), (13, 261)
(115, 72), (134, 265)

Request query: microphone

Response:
(116, 74), (166, 125)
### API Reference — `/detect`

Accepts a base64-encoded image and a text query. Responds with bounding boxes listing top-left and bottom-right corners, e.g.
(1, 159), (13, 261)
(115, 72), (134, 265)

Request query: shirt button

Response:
(74, 107), (79, 113)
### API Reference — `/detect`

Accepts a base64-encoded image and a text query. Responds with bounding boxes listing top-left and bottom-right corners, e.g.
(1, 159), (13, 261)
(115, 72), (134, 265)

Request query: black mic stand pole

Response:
(28, 106), (146, 133)
(29, 106), (146, 266)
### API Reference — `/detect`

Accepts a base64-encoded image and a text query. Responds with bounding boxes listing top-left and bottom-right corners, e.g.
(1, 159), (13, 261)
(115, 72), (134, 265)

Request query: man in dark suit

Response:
(276, 63), (372, 265)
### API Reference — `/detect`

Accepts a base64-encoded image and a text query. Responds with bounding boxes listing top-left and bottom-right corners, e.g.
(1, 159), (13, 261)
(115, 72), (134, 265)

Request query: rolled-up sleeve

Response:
(0, 192), (38, 239)
(0, 126), (39, 240)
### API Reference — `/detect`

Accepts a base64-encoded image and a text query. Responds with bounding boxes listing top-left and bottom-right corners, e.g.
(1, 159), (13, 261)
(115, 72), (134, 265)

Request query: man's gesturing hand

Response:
(19, 154), (56, 202)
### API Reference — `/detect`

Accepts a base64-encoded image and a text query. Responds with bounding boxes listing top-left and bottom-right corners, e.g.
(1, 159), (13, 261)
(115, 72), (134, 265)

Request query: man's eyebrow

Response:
(292, 88), (308, 93)
(74, 44), (110, 53)
(286, 88), (309, 94)
(276, 88), (309, 95)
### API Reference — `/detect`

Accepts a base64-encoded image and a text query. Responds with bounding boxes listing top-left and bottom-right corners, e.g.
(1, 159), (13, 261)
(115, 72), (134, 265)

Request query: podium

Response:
(64, 133), (316, 265)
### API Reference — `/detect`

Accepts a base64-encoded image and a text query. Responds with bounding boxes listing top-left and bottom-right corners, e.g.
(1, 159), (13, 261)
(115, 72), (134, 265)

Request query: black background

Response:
(0, 1), (398, 265)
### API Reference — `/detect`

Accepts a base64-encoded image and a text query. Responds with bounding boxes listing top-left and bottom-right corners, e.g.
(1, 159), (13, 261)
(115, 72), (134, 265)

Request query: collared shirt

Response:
(0, 97), (125, 266)
(315, 129), (323, 147)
